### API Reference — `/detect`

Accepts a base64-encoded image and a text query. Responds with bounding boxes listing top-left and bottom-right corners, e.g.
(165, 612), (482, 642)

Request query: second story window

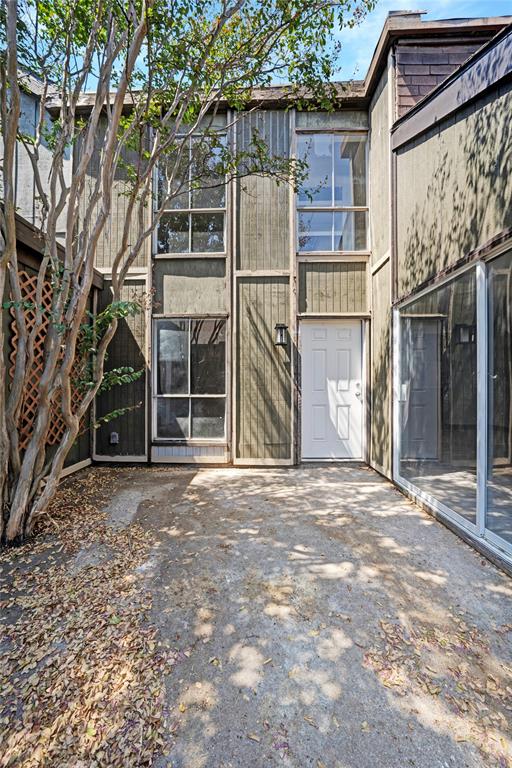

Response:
(297, 133), (368, 253)
(156, 136), (226, 255)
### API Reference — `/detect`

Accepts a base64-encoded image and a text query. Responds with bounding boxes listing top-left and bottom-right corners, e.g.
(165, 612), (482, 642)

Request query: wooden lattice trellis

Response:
(9, 270), (86, 451)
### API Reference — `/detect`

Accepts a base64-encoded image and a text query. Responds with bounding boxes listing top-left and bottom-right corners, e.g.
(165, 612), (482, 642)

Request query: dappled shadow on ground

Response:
(0, 467), (199, 768)
(129, 464), (512, 768)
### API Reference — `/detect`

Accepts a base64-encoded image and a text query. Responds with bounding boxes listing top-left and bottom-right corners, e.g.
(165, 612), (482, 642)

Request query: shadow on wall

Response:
(370, 313), (391, 475)
(397, 74), (512, 297)
(236, 280), (292, 461)
(95, 284), (148, 457)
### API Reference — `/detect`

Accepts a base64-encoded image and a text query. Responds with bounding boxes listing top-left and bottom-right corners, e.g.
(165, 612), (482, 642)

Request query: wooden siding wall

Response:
(396, 80), (512, 298)
(236, 278), (291, 459)
(80, 119), (149, 270)
(237, 111), (290, 272)
(295, 110), (368, 130)
(154, 258), (227, 315)
(235, 110), (292, 460)
(370, 262), (392, 475)
(369, 67), (393, 477)
(298, 262), (367, 314)
(95, 279), (147, 456)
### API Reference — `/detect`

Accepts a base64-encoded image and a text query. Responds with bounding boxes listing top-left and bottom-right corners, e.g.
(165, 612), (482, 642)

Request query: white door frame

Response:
(299, 318), (366, 462)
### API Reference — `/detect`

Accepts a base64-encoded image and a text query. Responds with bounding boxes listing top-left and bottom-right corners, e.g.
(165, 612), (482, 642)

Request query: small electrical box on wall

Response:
(455, 324), (476, 344)
(109, 431), (120, 445)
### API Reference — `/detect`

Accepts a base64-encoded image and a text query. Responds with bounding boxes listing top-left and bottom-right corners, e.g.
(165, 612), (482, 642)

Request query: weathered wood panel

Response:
(298, 262), (367, 314)
(79, 119), (149, 270)
(369, 69), (390, 266)
(296, 110), (368, 130)
(236, 111), (290, 271)
(396, 80), (512, 297)
(370, 261), (392, 477)
(153, 258), (226, 314)
(236, 277), (291, 459)
(95, 279), (147, 456)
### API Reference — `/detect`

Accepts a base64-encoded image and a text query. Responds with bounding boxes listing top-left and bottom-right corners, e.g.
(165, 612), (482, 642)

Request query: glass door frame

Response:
(392, 257), (512, 564)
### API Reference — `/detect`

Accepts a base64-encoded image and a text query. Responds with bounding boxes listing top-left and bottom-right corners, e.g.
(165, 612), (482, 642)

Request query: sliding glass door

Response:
(397, 268), (478, 527)
(487, 251), (512, 547)
(395, 249), (512, 561)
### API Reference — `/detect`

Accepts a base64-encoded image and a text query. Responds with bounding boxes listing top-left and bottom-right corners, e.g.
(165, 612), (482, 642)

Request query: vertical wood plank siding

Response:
(236, 277), (291, 459)
(298, 262), (367, 313)
(370, 261), (392, 476)
(79, 119), (148, 270)
(396, 81), (512, 297)
(95, 279), (147, 456)
(236, 111), (290, 271)
(369, 67), (393, 477)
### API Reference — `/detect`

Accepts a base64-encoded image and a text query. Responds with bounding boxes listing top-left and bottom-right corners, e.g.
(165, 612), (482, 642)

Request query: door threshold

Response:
(301, 458), (364, 463)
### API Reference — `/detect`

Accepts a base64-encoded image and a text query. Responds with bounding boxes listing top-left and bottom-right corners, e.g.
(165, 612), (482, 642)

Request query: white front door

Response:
(301, 321), (363, 460)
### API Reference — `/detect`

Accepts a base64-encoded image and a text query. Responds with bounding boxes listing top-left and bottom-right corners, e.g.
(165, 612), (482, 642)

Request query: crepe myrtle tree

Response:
(0, 0), (374, 543)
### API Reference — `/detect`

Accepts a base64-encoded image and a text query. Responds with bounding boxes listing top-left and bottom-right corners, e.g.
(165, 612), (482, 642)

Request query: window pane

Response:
(157, 320), (189, 394)
(157, 398), (189, 439)
(191, 137), (225, 208)
(334, 135), (367, 206)
(157, 147), (190, 209)
(334, 211), (367, 251)
(191, 212), (224, 252)
(398, 270), (477, 524)
(298, 211), (332, 252)
(157, 212), (189, 254)
(487, 250), (512, 545)
(191, 319), (226, 394)
(191, 397), (225, 438)
(297, 134), (333, 207)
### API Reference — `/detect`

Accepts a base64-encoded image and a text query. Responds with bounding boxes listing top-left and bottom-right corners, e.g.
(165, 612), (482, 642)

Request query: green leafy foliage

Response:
(93, 402), (143, 428)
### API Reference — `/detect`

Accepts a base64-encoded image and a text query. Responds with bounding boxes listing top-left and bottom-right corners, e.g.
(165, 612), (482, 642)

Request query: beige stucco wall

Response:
(396, 81), (512, 298)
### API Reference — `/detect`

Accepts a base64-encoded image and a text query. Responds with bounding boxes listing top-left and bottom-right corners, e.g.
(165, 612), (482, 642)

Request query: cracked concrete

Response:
(119, 464), (511, 768)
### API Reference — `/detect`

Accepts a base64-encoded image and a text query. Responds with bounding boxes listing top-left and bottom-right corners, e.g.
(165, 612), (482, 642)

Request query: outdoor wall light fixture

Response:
(274, 323), (288, 347)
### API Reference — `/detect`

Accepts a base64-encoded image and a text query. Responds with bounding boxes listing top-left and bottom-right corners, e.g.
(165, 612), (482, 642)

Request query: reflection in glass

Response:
(157, 213), (188, 253)
(298, 210), (367, 252)
(191, 319), (226, 394)
(398, 270), (477, 523)
(298, 210), (332, 251)
(191, 212), (224, 252)
(334, 135), (366, 206)
(191, 398), (225, 438)
(297, 134), (332, 206)
(157, 321), (189, 394)
(157, 148), (190, 209)
(487, 250), (512, 545)
(191, 137), (225, 209)
(157, 398), (189, 438)
(334, 211), (367, 251)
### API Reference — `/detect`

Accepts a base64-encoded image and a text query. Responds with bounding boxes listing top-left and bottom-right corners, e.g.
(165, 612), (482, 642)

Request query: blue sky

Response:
(336, 0), (512, 80)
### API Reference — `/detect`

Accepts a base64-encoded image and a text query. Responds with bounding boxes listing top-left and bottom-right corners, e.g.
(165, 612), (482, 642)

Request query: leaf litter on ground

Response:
(0, 468), (173, 768)
(363, 616), (512, 767)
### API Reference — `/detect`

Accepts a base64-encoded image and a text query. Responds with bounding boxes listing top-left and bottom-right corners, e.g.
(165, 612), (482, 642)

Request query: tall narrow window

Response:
(297, 133), (368, 252)
(156, 136), (226, 255)
(154, 318), (226, 440)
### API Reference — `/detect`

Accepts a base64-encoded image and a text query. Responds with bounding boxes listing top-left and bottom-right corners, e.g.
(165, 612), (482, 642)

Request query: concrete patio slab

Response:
(115, 463), (512, 768)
